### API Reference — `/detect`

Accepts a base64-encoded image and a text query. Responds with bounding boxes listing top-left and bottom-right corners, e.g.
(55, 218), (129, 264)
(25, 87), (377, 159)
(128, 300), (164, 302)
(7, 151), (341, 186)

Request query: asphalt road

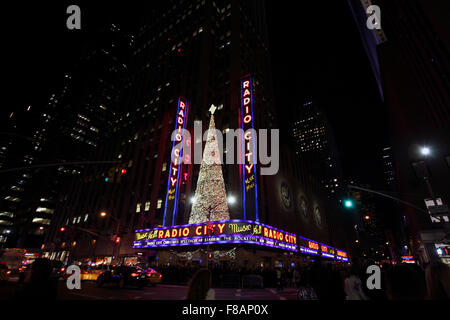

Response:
(1, 280), (300, 300)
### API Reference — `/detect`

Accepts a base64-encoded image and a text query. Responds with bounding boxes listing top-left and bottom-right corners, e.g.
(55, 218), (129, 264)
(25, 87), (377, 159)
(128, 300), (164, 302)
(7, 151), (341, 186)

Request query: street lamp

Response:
(420, 146), (431, 157)
(100, 211), (122, 264)
(227, 195), (236, 205)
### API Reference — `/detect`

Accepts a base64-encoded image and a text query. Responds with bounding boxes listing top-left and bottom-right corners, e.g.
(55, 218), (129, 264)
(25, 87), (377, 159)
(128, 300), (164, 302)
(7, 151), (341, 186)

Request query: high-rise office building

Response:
(291, 100), (344, 198)
(0, 24), (129, 250)
(381, 146), (395, 188)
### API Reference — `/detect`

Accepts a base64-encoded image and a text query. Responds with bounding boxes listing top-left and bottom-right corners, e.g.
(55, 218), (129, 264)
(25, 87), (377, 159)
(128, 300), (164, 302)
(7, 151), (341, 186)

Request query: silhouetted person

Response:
(186, 268), (215, 300)
(329, 264), (346, 300)
(344, 265), (369, 300)
(386, 264), (426, 300)
(14, 258), (57, 300)
(425, 263), (450, 300)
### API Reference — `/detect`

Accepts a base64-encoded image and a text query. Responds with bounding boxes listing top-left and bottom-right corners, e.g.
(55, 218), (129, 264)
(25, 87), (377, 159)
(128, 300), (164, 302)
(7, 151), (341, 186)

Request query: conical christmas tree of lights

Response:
(189, 106), (230, 224)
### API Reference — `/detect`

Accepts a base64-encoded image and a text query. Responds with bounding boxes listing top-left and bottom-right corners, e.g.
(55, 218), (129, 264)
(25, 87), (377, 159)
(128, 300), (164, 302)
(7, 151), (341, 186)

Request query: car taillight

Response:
(61, 268), (65, 272)
(158, 274), (162, 278)
(131, 273), (139, 277)
(6, 271), (11, 275)
(147, 273), (152, 277)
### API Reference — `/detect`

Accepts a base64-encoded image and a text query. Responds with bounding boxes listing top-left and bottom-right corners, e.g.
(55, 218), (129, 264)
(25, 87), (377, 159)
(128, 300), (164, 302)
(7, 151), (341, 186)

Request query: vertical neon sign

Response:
(163, 97), (189, 226)
(240, 75), (259, 221)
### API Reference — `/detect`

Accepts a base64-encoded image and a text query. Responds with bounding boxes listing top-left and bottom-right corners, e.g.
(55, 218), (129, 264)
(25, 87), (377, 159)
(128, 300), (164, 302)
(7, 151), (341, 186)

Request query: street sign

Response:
(428, 205), (449, 215)
(425, 198), (449, 222)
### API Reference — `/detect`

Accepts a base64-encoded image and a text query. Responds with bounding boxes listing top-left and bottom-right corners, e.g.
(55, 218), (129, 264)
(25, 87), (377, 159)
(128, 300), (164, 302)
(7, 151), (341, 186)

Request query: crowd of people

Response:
(185, 258), (450, 300)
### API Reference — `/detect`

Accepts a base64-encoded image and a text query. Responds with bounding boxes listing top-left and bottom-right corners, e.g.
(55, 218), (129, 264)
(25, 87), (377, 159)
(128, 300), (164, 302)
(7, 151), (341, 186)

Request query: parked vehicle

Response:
(96, 265), (148, 289)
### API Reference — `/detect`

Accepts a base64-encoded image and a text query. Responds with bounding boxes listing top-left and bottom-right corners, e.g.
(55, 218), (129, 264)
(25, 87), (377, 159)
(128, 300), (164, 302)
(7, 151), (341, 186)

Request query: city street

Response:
(1, 280), (299, 300)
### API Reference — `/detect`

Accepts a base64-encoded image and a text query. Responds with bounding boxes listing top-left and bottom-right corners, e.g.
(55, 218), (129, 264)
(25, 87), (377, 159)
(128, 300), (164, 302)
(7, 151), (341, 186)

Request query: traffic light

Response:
(115, 237), (121, 244)
(344, 199), (354, 209)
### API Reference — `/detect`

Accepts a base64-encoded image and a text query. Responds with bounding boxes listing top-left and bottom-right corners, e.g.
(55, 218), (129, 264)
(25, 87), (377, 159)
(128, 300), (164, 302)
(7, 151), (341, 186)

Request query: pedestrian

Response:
(386, 264), (426, 300)
(13, 258), (58, 300)
(275, 267), (283, 291)
(293, 268), (300, 289)
(186, 268), (215, 300)
(344, 265), (369, 300)
(425, 263), (450, 300)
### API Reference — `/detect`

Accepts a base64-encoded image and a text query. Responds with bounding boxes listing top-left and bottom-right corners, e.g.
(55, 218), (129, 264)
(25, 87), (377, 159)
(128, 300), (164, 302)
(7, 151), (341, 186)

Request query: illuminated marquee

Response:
(163, 97), (190, 226)
(320, 244), (336, 259)
(134, 220), (298, 252)
(298, 236), (320, 256)
(240, 75), (259, 221)
(336, 250), (349, 262)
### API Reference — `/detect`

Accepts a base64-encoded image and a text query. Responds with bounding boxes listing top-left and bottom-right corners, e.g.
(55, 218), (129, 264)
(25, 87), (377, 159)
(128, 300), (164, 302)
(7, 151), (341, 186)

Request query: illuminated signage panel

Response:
(320, 244), (336, 259)
(240, 75), (259, 221)
(336, 249), (349, 262)
(163, 97), (189, 226)
(134, 220), (298, 252)
(298, 236), (320, 255)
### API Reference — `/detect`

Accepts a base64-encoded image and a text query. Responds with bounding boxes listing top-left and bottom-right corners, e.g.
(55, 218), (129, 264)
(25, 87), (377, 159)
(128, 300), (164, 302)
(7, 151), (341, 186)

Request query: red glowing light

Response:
(121, 169), (127, 174)
(60, 227), (66, 232)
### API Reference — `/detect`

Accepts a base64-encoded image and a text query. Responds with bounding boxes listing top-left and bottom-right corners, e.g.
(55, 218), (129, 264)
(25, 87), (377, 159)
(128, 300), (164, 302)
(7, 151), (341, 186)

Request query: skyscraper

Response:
(291, 100), (344, 199)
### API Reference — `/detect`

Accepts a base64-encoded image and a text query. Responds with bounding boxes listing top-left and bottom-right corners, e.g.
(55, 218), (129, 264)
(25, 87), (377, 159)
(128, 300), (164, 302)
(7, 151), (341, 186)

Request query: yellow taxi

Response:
(80, 265), (106, 281)
(144, 267), (162, 285)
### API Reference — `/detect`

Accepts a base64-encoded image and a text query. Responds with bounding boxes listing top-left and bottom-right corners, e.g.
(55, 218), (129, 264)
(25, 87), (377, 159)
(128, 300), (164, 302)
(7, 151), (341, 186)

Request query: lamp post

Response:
(100, 211), (122, 264)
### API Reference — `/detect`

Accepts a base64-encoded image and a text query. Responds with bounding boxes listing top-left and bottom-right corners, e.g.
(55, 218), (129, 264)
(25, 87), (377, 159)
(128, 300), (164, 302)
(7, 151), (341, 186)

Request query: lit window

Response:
(36, 207), (54, 214)
(162, 163), (167, 172)
(157, 199), (162, 209)
(136, 204), (141, 213)
(32, 218), (51, 225)
(145, 201), (150, 211)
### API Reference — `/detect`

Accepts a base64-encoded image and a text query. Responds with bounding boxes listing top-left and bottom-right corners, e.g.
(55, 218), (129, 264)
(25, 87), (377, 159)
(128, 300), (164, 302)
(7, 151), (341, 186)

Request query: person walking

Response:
(13, 258), (58, 300)
(186, 268), (215, 300)
(344, 265), (369, 300)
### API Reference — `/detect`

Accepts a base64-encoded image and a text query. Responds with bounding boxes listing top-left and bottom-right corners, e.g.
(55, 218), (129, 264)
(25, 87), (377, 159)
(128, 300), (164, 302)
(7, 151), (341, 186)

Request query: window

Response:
(157, 199), (162, 209)
(36, 207), (54, 214)
(162, 163), (167, 172)
(145, 201), (151, 211)
(136, 203), (141, 213)
(32, 218), (51, 225)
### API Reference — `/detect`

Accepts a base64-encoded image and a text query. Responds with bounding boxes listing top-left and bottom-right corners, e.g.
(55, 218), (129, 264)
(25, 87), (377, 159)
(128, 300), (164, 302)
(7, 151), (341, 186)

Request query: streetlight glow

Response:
(190, 197), (197, 204)
(100, 211), (107, 217)
(420, 146), (431, 156)
(227, 195), (236, 205)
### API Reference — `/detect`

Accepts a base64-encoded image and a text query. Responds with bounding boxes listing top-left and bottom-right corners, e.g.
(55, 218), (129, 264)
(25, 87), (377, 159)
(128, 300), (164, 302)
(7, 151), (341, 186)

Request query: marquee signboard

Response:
(298, 236), (320, 256)
(134, 220), (349, 261)
(240, 75), (259, 221)
(134, 220), (298, 252)
(163, 97), (190, 226)
(320, 244), (336, 259)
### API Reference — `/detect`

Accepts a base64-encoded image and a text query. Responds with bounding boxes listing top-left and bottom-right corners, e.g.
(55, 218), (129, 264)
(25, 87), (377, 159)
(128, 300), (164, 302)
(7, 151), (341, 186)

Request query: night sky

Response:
(2, 1), (388, 188)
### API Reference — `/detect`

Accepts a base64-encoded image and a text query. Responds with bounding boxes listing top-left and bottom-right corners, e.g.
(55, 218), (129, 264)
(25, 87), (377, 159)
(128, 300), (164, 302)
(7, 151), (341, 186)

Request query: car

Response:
(0, 264), (11, 284)
(96, 265), (148, 289)
(144, 267), (162, 286)
(80, 265), (105, 281)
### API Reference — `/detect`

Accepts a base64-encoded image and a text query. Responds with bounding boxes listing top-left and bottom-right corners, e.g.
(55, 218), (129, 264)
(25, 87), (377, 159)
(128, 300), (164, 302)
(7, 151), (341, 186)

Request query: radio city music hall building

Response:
(43, 0), (350, 268)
